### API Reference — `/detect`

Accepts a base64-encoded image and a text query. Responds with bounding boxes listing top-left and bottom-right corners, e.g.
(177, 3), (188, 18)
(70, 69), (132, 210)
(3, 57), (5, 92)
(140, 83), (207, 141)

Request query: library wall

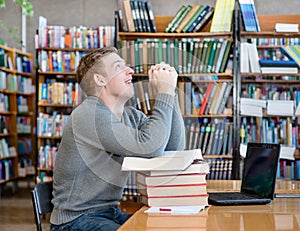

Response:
(0, 0), (299, 55)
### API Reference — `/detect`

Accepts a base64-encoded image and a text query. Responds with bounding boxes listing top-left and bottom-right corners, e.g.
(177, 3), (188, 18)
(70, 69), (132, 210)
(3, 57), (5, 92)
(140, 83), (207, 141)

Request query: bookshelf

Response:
(35, 23), (115, 182)
(0, 44), (35, 185)
(116, 7), (240, 197)
(238, 14), (300, 184)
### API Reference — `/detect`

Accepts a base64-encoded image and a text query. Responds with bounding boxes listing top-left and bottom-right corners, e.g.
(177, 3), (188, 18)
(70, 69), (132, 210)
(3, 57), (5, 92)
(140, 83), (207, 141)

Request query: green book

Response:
(204, 40), (214, 73)
(177, 39), (183, 74)
(182, 39), (187, 73)
(173, 39), (179, 72)
(191, 39), (200, 73)
(134, 40), (140, 73)
(207, 40), (218, 73)
(170, 5), (192, 33)
(182, 5), (205, 33)
(199, 40), (208, 73)
(211, 40), (222, 73)
(165, 5), (187, 33)
(165, 39), (171, 64)
(157, 39), (163, 63)
(187, 39), (194, 73)
(195, 40), (204, 73)
(219, 40), (232, 73)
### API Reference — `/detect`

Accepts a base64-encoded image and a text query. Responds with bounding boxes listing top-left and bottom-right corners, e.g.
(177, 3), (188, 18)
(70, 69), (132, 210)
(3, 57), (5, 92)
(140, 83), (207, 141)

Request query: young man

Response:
(50, 47), (185, 231)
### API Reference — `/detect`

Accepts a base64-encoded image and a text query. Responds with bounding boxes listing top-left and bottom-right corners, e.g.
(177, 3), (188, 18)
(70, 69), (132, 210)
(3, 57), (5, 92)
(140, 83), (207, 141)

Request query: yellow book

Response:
(175, 5), (200, 33)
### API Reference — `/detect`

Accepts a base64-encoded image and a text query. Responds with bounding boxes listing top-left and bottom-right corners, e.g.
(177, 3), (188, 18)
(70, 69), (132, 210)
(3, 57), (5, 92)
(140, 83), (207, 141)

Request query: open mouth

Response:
(125, 79), (132, 85)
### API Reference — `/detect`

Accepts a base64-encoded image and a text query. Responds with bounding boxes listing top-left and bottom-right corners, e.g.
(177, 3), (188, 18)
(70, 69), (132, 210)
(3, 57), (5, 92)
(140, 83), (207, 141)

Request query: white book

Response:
(240, 98), (267, 108)
(122, 149), (203, 171)
(275, 23), (299, 32)
(279, 146), (295, 161)
(240, 42), (250, 72)
(240, 104), (263, 117)
(212, 82), (228, 114)
(247, 42), (261, 73)
(140, 161), (210, 176)
(261, 67), (298, 74)
(267, 100), (294, 116)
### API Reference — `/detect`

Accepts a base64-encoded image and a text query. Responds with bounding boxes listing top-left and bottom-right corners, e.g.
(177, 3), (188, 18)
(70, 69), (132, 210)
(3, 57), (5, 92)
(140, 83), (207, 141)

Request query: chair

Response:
(31, 181), (53, 231)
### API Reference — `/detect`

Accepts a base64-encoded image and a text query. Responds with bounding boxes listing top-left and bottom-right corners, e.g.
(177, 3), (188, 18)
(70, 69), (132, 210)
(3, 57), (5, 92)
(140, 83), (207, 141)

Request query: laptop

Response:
(208, 142), (280, 205)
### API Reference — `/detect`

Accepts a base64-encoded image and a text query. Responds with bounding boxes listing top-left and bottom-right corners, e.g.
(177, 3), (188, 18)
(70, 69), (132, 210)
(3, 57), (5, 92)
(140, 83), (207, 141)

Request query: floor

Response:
(0, 180), (49, 231)
(0, 180), (142, 231)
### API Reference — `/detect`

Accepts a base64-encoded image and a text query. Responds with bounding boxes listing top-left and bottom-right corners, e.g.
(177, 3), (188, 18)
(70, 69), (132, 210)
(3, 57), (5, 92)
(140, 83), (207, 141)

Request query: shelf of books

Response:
(35, 16), (116, 182)
(116, 0), (240, 199)
(238, 13), (300, 188)
(0, 44), (35, 184)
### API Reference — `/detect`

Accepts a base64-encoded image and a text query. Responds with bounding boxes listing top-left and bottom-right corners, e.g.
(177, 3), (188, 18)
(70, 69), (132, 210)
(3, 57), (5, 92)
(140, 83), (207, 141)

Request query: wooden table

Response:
(118, 198), (300, 230)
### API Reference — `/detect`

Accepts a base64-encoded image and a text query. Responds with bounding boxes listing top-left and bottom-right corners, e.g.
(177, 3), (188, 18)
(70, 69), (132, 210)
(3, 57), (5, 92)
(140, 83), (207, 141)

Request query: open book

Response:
(121, 149), (203, 171)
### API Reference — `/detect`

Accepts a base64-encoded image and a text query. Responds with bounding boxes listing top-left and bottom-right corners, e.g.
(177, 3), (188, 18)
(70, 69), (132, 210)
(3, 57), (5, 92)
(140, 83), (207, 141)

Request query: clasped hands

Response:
(148, 62), (178, 96)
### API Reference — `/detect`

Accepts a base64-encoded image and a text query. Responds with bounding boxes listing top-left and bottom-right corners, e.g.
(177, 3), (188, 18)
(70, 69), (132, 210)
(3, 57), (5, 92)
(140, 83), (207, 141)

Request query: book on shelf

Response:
(193, 6), (214, 32)
(123, 0), (136, 32)
(198, 82), (214, 115)
(267, 100), (294, 116)
(240, 98), (266, 117)
(259, 59), (298, 68)
(182, 5), (207, 33)
(140, 193), (209, 207)
(175, 5), (200, 33)
(116, 0), (129, 32)
(210, 0), (235, 32)
(169, 5), (192, 33)
(145, 1), (157, 32)
(164, 5), (187, 32)
(239, 0), (260, 32)
(260, 67), (298, 74)
(186, 5), (210, 33)
(280, 45), (300, 68)
(275, 23), (299, 32)
(121, 149), (203, 171)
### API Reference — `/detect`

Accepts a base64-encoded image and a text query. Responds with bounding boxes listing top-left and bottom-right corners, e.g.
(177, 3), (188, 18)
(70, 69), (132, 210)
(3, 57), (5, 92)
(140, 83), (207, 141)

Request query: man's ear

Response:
(94, 73), (106, 87)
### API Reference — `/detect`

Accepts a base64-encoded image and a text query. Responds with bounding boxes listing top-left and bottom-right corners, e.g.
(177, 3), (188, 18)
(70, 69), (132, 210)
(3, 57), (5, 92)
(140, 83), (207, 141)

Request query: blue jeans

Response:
(50, 207), (131, 231)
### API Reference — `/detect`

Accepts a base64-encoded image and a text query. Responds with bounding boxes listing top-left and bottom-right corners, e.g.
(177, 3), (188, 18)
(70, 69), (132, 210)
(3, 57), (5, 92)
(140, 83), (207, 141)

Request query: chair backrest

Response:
(31, 181), (53, 231)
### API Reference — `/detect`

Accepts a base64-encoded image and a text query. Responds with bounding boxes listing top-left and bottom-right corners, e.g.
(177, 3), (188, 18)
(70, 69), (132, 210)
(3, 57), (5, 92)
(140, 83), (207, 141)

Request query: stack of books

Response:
(164, 5), (214, 33)
(122, 149), (210, 207)
(259, 59), (298, 74)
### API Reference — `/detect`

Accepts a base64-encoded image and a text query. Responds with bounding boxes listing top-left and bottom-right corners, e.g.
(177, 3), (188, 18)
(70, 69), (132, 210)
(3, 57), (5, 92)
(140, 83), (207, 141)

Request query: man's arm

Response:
(165, 94), (186, 151)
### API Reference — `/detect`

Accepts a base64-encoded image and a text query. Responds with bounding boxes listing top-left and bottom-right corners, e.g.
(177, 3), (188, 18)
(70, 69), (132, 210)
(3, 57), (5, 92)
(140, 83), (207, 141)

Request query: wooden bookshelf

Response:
(0, 44), (35, 183)
(238, 14), (300, 182)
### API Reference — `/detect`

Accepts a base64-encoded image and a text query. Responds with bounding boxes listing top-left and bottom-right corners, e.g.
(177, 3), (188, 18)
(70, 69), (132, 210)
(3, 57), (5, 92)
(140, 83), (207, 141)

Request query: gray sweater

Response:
(50, 93), (185, 225)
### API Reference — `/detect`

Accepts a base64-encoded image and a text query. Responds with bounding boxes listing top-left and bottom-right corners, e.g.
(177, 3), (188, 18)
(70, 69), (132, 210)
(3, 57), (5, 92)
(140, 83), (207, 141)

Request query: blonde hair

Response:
(76, 46), (118, 96)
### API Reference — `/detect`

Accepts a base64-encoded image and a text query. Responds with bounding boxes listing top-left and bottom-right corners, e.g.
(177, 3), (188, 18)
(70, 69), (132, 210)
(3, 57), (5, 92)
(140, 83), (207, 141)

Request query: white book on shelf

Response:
(267, 100), (294, 116)
(275, 23), (299, 32)
(240, 97), (267, 108)
(240, 42), (250, 72)
(279, 146), (295, 161)
(247, 42), (261, 73)
(261, 67), (298, 74)
(240, 104), (263, 117)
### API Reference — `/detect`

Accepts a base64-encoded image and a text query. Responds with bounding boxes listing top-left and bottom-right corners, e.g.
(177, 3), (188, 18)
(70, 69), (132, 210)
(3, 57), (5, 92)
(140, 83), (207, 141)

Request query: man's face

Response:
(102, 53), (134, 101)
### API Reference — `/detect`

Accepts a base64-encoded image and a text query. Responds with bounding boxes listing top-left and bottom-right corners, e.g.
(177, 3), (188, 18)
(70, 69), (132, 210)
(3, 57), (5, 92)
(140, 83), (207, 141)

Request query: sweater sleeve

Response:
(165, 94), (186, 151)
(72, 93), (175, 159)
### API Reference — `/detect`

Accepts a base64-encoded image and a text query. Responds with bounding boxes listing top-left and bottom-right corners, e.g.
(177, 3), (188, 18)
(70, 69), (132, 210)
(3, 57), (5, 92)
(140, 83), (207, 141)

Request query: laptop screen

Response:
(241, 143), (280, 199)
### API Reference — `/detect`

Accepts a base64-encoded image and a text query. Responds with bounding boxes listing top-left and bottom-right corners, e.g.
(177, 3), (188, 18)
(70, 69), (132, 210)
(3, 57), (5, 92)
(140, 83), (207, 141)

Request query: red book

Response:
(140, 193), (209, 206)
(199, 82), (214, 115)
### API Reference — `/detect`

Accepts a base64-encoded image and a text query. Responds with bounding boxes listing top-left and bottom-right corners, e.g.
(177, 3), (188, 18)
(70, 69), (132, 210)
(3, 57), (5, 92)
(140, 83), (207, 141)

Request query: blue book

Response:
(186, 5), (210, 33)
(259, 59), (298, 67)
